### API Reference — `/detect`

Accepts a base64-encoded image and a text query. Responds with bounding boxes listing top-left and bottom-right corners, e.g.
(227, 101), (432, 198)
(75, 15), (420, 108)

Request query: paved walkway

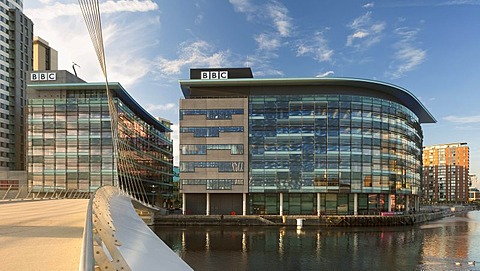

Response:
(0, 199), (88, 271)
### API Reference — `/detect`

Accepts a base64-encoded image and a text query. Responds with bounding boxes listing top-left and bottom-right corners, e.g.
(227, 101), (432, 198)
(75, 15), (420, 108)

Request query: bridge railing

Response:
(0, 184), (92, 201)
(79, 185), (192, 271)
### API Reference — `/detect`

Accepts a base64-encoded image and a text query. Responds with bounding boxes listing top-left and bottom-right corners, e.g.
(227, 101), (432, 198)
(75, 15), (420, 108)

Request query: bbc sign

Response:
(30, 72), (57, 81)
(201, 71), (228, 80)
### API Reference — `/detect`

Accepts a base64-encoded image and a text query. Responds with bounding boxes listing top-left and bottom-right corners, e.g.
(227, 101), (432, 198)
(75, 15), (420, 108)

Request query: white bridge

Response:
(79, 186), (192, 271)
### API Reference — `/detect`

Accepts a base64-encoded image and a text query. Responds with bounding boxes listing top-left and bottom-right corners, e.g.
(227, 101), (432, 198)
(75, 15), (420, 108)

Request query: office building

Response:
(0, 2), (33, 171)
(156, 117), (172, 140)
(33, 36), (58, 71)
(469, 174), (478, 189)
(27, 70), (174, 205)
(179, 68), (435, 215)
(423, 143), (470, 203)
(469, 187), (480, 203)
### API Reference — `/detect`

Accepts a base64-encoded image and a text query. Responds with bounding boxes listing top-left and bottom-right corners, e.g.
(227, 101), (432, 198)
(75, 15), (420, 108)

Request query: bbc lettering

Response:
(200, 71), (228, 80)
(30, 73), (57, 81)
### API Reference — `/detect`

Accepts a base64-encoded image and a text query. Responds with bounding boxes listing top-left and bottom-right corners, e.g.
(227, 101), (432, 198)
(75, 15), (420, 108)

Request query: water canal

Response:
(155, 211), (480, 271)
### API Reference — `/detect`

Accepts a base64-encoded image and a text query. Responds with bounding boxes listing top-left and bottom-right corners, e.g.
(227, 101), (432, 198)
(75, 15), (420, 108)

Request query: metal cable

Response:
(78, 0), (152, 206)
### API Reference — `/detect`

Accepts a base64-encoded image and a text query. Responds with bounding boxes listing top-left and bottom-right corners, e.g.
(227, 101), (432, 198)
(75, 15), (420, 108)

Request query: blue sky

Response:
(25, 0), (480, 173)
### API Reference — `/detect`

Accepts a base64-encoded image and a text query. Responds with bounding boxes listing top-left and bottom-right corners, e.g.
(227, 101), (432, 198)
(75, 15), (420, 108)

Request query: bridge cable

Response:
(78, 0), (152, 207)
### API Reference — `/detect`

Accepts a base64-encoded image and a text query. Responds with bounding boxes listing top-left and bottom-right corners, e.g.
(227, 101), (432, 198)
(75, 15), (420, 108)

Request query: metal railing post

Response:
(2, 184), (12, 200)
(26, 189), (32, 199)
(15, 185), (23, 200)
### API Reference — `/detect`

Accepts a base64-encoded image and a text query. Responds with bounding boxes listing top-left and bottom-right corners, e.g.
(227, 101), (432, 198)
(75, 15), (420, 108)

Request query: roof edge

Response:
(179, 77), (436, 124)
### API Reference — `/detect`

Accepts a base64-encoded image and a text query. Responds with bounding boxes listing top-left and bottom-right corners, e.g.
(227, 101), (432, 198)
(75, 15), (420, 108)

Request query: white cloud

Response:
(255, 33), (281, 51)
(229, 0), (292, 46)
(349, 12), (371, 30)
(230, 0), (292, 37)
(244, 54), (283, 77)
(25, 0), (160, 87)
(154, 40), (231, 76)
(101, 21), (158, 86)
(195, 14), (204, 25)
(386, 27), (426, 79)
(370, 23), (385, 33)
(266, 1), (293, 37)
(352, 31), (369, 39)
(228, 0), (293, 76)
(26, 15), (102, 81)
(316, 71), (334, 77)
(346, 11), (385, 49)
(390, 47), (425, 76)
(38, 0), (55, 4)
(107, 52), (151, 87)
(146, 103), (176, 112)
(229, 0), (255, 14)
(439, 0), (480, 5)
(444, 115), (480, 123)
(363, 2), (374, 8)
(26, 2), (80, 20)
(296, 31), (333, 63)
(25, 0), (158, 20)
(102, 0), (158, 13)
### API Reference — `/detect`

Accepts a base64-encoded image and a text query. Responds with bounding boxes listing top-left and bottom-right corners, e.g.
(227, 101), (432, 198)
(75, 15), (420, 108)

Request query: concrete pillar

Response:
(353, 193), (358, 216)
(206, 193), (210, 216)
(405, 195), (410, 214)
(317, 193), (321, 216)
(415, 196), (419, 213)
(387, 194), (392, 212)
(279, 192), (283, 216)
(242, 193), (247, 216)
(150, 211), (155, 225)
(182, 193), (186, 215)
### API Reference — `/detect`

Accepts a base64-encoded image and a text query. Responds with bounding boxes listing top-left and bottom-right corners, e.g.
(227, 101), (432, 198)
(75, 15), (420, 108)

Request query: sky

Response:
(24, 0), (480, 173)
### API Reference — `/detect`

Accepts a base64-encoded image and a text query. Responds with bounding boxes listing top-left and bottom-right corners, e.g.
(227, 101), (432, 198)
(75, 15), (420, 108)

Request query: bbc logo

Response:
(30, 72), (57, 81)
(201, 71), (228, 80)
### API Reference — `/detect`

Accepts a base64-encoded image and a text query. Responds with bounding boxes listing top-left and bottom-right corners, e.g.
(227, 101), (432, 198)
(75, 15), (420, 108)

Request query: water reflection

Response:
(469, 212), (480, 262)
(418, 211), (480, 270)
(155, 211), (480, 271)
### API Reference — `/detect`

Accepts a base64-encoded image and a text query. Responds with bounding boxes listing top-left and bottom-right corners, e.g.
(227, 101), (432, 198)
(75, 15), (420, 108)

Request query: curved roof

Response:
(179, 77), (436, 123)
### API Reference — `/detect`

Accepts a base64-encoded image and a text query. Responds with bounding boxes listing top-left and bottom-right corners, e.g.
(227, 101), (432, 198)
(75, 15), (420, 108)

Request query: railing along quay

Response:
(153, 210), (459, 227)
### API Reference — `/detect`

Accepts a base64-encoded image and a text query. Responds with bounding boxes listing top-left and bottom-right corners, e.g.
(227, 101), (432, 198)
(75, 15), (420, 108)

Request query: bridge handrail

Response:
(79, 195), (95, 271)
(79, 185), (192, 271)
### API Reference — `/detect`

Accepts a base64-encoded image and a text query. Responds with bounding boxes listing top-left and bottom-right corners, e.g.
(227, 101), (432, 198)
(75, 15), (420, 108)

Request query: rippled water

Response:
(155, 211), (480, 271)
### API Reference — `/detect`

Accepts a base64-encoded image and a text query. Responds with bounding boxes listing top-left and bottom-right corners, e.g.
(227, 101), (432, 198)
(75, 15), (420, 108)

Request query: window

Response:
(180, 161), (244, 172)
(181, 179), (244, 190)
(180, 126), (243, 137)
(180, 109), (243, 120)
(181, 144), (244, 155)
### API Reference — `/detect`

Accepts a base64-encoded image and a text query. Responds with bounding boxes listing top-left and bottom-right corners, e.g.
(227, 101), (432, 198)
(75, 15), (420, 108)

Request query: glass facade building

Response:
(249, 95), (423, 215)
(179, 68), (435, 215)
(27, 71), (173, 205)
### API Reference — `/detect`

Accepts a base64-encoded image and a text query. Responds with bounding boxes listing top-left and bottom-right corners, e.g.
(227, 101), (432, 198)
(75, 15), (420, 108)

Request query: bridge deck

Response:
(0, 199), (88, 271)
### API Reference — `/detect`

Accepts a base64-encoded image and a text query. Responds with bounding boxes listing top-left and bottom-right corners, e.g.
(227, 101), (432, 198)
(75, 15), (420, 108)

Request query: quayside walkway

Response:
(0, 199), (88, 271)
